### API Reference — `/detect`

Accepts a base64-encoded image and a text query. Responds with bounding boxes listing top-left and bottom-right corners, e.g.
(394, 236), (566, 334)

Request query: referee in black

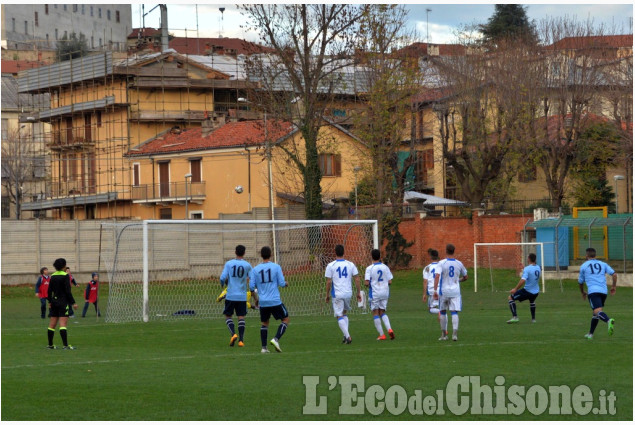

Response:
(46, 258), (78, 350)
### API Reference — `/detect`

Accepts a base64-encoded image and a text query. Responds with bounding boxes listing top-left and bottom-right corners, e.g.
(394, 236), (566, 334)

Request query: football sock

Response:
(343, 315), (349, 329)
(508, 300), (517, 317)
(238, 319), (246, 341)
(373, 315), (384, 335)
(60, 327), (68, 346)
(598, 311), (610, 323)
(226, 318), (235, 336)
(589, 315), (599, 335)
(451, 312), (459, 331)
(47, 328), (55, 346)
(439, 313), (448, 333)
(338, 316), (350, 338)
(530, 303), (536, 320)
(275, 322), (288, 341)
(381, 314), (392, 331)
(260, 326), (268, 348)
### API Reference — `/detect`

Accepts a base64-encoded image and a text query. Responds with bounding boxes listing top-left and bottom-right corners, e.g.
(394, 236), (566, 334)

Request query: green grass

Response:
(2, 270), (632, 420)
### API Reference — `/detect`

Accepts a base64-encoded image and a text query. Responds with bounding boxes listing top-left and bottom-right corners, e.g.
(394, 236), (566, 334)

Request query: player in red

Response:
(82, 272), (101, 317)
(35, 267), (50, 318)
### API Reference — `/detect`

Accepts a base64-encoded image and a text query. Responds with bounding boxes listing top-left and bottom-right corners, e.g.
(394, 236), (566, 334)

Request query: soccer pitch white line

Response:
(4, 337), (629, 370)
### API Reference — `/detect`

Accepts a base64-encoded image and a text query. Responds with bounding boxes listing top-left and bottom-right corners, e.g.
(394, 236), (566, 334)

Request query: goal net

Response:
(101, 220), (378, 323)
(473, 243), (547, 293)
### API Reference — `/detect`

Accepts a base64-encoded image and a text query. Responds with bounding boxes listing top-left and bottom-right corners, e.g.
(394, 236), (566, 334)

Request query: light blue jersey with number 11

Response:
(250, 262), (286, 307)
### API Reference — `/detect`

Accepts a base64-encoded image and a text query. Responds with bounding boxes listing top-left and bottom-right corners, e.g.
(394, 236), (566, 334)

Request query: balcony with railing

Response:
(131, 181), (206, 205)
(47, 129), (95, 150)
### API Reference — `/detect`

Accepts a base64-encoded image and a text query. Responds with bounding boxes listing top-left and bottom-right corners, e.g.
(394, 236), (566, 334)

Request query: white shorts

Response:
(439, 295), (462, 312)
(332, 297), (351, 317)
(370, 298), (388, 311)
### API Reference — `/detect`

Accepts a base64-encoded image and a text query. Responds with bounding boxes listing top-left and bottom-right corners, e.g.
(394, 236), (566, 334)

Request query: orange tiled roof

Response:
(127, 119), (295, 156)
(548, 35), (633, 50)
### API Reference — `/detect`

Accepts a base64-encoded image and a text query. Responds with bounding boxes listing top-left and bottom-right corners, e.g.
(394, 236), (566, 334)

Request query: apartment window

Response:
(81, 4), (84, 15)
(63, 30), (67, 39)
(98, 8), (102, 18)
(35, 12), (39, 27)
(91, 36), (94, 48)
(24, 21), (28, 35)
(1, 197), (10, 218)
(63, 4), (67, 11)
(99, 38), (102, 47)
(160, 208), (172, 219)
(96, 111), (102, 127)
(107, 10), (111, 21)
(45, 4), (49, 14)
(116, 10), (120, 23)
(12, 18), (15, 32)
(518, 165), (537, 183)
(133, 163), (140, 186)
(46, 34), (49, 44)
(55, 29), (58, 40)
(189, 159), (202, 182)
(90, 6), (93, 16)
(33, 157), (47, 178)
(73, 4), (77, 12)
(1, 119), (8, 140)
(318, 154), (341, 177)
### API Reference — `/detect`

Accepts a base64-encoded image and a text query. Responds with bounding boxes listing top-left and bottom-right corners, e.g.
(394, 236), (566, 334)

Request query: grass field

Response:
(2, 270), (632, 420)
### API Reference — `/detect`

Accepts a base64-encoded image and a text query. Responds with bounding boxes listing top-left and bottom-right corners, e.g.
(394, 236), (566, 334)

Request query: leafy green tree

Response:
(480, 4), (537, 45)
(56, 32), (88, 62)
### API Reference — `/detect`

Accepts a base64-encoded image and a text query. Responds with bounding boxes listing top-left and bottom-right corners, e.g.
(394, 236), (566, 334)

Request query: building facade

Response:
(1, 4), (132, 51)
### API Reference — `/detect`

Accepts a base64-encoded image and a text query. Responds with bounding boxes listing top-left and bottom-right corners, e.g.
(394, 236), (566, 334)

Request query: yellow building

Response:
(125, 115), (367, 219)
(17, 50), (249, 219)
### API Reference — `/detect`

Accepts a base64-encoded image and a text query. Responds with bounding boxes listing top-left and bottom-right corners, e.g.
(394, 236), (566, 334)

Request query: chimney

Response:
(160, 5), (169, 52)
(201, 113), (226, 137)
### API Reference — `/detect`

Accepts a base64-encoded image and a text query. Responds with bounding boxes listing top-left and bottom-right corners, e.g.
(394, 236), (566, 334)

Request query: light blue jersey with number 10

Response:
(220, 259), (253, 301)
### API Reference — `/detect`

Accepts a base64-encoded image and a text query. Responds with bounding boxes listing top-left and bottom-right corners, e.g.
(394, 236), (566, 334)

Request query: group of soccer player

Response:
(422, 244), (618, 341)
(221, 241), (619, 352)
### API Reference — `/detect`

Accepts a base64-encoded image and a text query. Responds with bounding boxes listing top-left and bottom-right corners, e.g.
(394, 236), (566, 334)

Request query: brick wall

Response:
(398, 211), (533, 269)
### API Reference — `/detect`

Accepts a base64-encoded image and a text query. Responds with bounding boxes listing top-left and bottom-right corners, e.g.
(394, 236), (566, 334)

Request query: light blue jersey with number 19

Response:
(220, 259), (253, 301)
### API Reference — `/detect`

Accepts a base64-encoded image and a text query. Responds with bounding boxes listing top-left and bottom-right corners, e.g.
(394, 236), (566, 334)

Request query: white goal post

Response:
(473, 242), (545, 293)
(102, 219), (378, 323)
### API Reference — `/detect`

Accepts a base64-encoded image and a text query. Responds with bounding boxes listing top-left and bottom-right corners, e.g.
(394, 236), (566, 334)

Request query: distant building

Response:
(1, 4), (132, 51)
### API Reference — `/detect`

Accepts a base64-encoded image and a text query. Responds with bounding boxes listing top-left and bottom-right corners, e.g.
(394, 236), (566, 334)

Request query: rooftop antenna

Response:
(219, 7), (225, 38)
(426, 8), (432, 44)
(426, 8), (432, 56)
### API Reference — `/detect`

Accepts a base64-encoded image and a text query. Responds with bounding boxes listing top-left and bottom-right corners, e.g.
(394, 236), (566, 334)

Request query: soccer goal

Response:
(473, 242), (546, 293)
(101, 220), (378, 323)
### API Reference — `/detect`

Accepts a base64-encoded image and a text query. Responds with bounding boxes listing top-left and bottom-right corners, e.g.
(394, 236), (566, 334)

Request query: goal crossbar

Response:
(473, 242), (545, 293)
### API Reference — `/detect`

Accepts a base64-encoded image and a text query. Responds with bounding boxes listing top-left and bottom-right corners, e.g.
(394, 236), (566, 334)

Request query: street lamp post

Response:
(238, 97), (277, 261)
(614, 175), (625, 213)
(184, 173), (192, 219)
(353, 166), (361, 219)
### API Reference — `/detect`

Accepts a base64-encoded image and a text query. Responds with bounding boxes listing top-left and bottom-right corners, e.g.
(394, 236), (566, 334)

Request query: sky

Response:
(131, 2), (634, 45)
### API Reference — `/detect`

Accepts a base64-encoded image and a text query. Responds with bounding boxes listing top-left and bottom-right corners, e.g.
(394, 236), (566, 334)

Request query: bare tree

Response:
(350, 5), (424, 266)
(240, 4), (367, 219)
(1, 126), (39, 219)
(431, 32), (542, 207)
(532, 17), (620, 209)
